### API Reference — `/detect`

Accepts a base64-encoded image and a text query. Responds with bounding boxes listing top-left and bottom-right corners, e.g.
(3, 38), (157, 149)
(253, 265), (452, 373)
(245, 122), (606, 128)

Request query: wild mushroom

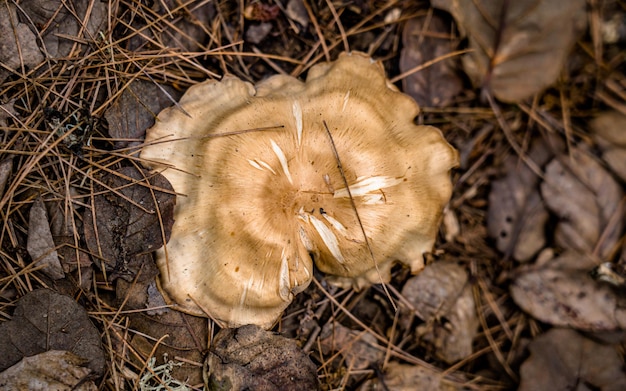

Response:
(140, 52), (459, 328)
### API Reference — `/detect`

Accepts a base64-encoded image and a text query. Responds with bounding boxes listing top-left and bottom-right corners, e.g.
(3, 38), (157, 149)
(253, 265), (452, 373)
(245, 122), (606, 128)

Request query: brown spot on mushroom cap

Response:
(140, 52), (459, 328)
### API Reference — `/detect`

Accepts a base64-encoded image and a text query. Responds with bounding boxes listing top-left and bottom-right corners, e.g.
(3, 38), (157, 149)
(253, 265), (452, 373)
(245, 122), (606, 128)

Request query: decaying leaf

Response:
(319, 322), (384, 370)
(540, 148), (623, 259)
(519, 328), (626, 391)
(83, 166), (175, 281)
(0, 158), (12, 199)
(511, 251), (626, 331)
(0, 350), (96, 391)
(360, 362), (467, 391)
(432, 0), (587, 102)
(0, 2), (44, 83)
(115, 262), (207, 386)
(0, 289), (105, 376)
(104, 79), (182, 151)
(286, 0), (309, 30)
(19, 0), (107, 58)
(27, 197), (65, 280)
(487, 137), (561, 262)
(124, 0), (215, 52)
(401, 260), (478, 363)
(47, 197), (92, 274)
(590, 110), (626, 182)
(207, 325), (319, 391)
(400, 13), (462, 108)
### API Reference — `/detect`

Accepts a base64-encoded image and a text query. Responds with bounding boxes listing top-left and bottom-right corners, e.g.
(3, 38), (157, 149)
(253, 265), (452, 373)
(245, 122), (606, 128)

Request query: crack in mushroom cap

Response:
(140, 52), (459, 329)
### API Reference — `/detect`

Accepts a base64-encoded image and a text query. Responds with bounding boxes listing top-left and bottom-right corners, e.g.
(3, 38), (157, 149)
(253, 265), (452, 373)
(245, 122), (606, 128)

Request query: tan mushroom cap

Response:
(140, 52), (459, 328)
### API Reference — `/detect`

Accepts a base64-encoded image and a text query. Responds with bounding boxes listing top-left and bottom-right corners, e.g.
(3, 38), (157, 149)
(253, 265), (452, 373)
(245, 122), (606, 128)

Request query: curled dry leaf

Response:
(83, 166), (175, 281)
(206, 325), (319, 391)
(519, 328), (626, 391)
(400, 13), (462, 108)
(511, 251), (626, 331)
(400, 261), (478, 363)
(0, 3), (44, 83)
(0, 350), (96, 391)
(487, 137), (561, 262)
(431, 0), (587, 102)
(19, 0), (107, 58)
(0, 289), (105, 376)
(360, 362), (466, 391)
(27, 197), (65, 280)
(319, 322), (384, 370)
(590, 110), (626, 182)
(540, 148), (623, 259)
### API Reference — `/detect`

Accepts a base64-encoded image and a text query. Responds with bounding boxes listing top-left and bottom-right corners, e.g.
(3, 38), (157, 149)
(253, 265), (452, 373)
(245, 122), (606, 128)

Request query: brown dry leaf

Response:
(401, 260), (478, 363)
(319, 322), (384, 370)
(0, 2), (44, 82)
(0, 350), (96, 391)
(104, 80), (182, 151)
(540, 148), (623, 259)
(286, 0), (309, 30)
(19, 0), (107, 58)
(400, 13), (462, 108)
(47, 198), (92, 274)
(487, 137), (561, 262)
(124, 0), (214, 52)
(510, 251), (626, 331)
(360, 362), (466, 391)
(590, 111), (626, 182)
(115, 262), (207, 386)
(0, 289), (105, 376)
(519, 328), (626, 391)
(0, 158), (12, 199)
(207, 325), (320, 391)
(27, 197), (65, 280)
(83, 166), (175, 281)
(431, 0), (587, 102)
(0, 100), (17, 127)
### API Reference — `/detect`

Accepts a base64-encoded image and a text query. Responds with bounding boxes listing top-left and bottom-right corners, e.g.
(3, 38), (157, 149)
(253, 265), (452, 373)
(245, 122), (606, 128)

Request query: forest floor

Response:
(1, 0), (626, 390)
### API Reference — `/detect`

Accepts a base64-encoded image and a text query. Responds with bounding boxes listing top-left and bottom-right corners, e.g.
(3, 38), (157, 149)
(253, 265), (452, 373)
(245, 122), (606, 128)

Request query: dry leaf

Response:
(0, 158), (12, 200)
(0, 350), (96, 391)
(47, 197), (92, 275)
(83, 166), (175, 281)
(432, 0), (587, 102)
(401, 261), (478, 363)
(0, 289), (105, 376)
(0, 3), (44, 83)
(104, 79), (182, 151)
(519, 328), (626, 391)
(590, 111), (626, 181)
(19, 0), (107, 58)
(124, 0), (215, 52)
(511, 251), (626, 331)
(116, 261), (206, 386)
(207, 325), (319, 391)
(360, 362), (466, 391)
(400, 13), (462, 108)
(487, 138), (560, 262)
(540, 148), (623, 259)
(27, 197), (65, 280)
(319, 322), (384, 370)
(286, 0), (309, 30)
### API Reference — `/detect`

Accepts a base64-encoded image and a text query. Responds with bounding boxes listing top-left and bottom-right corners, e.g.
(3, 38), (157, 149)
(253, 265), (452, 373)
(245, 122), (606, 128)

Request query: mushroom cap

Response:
(140, 52), (459, 328)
